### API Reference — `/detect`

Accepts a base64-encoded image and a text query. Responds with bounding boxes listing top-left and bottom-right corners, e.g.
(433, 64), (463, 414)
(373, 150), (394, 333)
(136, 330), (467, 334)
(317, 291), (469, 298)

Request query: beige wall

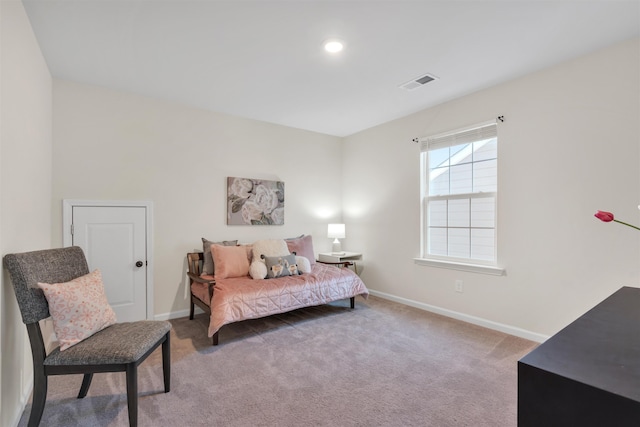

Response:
(342, 37), (640, 339)
(52, 80), (344, 317)
(0, 1), (53, 426)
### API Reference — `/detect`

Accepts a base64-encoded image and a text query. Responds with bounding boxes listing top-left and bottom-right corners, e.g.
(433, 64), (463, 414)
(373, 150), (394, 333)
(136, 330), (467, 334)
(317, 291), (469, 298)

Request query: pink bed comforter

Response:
(203, 263), (368, 337)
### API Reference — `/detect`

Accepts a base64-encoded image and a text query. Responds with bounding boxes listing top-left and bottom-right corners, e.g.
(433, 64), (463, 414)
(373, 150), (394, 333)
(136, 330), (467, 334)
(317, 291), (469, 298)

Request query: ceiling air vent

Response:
(399, 73), (439, 91)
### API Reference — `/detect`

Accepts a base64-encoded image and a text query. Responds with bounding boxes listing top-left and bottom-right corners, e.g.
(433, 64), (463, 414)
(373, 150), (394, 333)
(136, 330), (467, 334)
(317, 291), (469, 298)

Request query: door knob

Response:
(135, 261), (144, 268)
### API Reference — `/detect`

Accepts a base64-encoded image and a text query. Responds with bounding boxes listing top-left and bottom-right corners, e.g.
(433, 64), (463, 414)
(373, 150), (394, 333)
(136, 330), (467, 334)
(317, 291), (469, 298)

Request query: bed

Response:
(187, 237), (369, 345)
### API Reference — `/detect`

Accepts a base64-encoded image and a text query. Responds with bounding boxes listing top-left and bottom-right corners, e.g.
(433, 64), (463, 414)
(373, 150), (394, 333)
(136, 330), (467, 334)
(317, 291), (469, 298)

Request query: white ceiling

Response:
(23, 0), (640, 137)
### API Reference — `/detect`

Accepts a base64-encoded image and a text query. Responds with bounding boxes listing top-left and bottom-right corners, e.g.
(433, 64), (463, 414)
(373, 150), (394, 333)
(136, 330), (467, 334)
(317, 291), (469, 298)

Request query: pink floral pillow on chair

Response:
(38, 269), (117, 351)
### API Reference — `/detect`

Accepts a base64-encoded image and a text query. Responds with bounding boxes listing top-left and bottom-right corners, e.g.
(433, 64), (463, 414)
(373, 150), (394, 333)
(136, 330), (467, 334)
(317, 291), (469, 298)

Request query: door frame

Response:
(62, 199), (154, 320)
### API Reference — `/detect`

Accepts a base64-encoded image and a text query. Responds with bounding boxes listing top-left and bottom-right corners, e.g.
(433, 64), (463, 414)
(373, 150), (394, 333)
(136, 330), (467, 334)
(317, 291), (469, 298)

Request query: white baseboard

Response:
(154, 306), (205, 321)
(10, 382), (33, 427)
(153, 292), (549, 343)
(368, 289), (549, 343)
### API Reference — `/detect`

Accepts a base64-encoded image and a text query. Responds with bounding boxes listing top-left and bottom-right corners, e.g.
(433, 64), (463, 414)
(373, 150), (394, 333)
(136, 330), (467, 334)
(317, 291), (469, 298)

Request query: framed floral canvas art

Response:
(227, 177), (285, 225)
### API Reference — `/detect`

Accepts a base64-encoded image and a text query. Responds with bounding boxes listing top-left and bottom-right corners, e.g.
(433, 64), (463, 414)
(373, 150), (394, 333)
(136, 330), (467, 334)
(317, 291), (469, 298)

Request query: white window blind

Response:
(420, 121), (498, 264)
(420, 124), (497, 152)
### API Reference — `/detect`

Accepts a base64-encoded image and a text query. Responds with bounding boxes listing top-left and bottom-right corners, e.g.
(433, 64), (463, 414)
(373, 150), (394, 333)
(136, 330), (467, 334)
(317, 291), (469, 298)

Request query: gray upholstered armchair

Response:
(3, 246), (171, 427)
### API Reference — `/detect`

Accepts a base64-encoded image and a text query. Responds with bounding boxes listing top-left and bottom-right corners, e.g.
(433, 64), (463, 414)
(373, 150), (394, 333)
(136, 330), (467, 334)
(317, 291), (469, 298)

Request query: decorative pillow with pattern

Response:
(262, 254), (300, 278)
(37, 269), (117, 351)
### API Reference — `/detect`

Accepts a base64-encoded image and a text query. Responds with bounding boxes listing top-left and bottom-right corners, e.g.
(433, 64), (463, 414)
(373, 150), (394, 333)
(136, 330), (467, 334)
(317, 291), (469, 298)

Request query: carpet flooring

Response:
(17, 295), (537, 426)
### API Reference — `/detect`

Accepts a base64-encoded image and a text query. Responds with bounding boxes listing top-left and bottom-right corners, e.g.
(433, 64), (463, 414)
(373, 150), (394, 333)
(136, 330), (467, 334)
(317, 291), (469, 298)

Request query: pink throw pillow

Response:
(286, 235), (316, 265)
(38, 269), (117, 351)
(211, 244), (251, 279)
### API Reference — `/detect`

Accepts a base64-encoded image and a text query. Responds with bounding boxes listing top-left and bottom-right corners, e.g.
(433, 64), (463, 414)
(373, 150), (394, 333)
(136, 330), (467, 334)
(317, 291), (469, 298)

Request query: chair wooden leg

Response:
(162, 332), (171, 393)
(78, 373), (94, 398)
(350, 297), (355, 309)
(189, 298), (195, 320)
(212, 331), (219, 346)
(126, 363), (138, 427)
(29, 368), (47, 427)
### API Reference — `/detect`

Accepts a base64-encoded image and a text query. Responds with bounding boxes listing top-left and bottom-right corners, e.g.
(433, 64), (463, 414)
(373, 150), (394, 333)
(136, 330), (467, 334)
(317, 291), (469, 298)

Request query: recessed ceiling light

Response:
(323, 39), (345, 53)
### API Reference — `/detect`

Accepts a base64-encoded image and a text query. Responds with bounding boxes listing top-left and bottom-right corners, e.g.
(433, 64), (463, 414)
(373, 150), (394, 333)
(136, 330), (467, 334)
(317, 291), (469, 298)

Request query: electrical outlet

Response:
(455, 280), (464, 293)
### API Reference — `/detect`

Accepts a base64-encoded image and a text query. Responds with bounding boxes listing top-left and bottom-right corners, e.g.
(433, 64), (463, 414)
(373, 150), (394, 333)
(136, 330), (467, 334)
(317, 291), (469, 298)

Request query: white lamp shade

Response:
(327, 223), (345, 239)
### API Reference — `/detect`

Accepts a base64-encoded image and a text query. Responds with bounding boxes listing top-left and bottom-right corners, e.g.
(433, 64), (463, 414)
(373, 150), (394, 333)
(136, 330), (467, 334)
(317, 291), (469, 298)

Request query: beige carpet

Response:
(18, 296), (537, 426)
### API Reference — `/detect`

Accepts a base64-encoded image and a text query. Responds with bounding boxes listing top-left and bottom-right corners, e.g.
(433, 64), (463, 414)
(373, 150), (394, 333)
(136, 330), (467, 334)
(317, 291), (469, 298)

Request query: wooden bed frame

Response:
(186, 252), (219, 345)
(186, 252), (355, 346)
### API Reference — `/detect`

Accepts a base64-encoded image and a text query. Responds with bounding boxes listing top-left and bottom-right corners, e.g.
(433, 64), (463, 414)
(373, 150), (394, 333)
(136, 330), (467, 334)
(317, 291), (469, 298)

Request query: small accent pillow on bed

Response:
(202, 238), (238, 275)
(37, 269), (117, 351)
(262, 254), (301, 278)
(211, 244), (251, 279)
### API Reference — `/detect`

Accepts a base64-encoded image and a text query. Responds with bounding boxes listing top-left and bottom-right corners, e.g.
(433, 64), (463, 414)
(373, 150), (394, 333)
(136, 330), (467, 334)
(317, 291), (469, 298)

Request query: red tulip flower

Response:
(594, 211), (614, 222)
(595, 210), (640, 231)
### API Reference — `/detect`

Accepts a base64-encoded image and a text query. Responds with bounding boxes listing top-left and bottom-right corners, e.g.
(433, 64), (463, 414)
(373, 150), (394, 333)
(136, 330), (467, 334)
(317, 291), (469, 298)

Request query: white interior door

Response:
(71, 206), (148, 322)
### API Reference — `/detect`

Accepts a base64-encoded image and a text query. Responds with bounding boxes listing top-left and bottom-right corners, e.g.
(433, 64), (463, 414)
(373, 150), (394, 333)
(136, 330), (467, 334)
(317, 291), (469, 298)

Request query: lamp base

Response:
(331, 239), (342, 254)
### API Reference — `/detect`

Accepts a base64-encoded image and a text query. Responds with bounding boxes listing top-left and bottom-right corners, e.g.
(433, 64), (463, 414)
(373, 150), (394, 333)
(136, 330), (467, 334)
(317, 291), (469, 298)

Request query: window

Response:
(420, 121), (498, 266)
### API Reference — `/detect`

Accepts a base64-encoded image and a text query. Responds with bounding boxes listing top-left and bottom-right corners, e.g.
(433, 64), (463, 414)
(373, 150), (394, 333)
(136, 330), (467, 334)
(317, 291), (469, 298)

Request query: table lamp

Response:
(327, 223), (345, 255)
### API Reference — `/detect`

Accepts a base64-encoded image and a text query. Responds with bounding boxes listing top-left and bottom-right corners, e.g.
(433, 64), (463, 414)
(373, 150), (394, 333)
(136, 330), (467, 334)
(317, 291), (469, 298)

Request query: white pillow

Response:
(249, 261), (268, 280)
(251, 239), (290, 264)
(295, 256), (311, 274)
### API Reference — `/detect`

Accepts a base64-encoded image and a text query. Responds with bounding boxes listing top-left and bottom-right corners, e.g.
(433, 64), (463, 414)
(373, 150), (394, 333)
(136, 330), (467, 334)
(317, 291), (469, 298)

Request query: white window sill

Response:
(413, 258), (505, 276)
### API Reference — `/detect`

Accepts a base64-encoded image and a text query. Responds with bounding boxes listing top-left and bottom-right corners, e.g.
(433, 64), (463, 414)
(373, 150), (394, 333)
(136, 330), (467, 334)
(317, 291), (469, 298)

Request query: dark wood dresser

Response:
(518, 286), (640, 426)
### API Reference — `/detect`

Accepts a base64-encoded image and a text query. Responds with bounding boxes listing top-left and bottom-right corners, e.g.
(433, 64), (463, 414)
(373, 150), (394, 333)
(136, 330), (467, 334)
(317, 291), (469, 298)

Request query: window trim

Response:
(413, 257), (505, 276)
(419, 120), (501, 269)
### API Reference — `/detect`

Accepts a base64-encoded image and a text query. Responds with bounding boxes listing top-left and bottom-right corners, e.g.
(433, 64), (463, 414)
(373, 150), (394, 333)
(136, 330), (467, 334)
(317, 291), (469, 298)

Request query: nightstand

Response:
(317, 252), (362, 274)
